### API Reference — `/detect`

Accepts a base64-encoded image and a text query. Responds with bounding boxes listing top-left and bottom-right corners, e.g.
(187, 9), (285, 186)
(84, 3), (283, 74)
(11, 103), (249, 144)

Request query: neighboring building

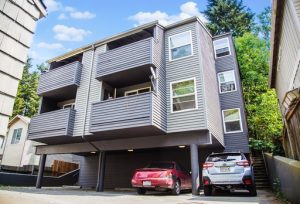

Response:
(0, 0), (47, 159)
(269, 0), (300, 160)
(1, 115), (78, 171)
(28, 17), (249, 194)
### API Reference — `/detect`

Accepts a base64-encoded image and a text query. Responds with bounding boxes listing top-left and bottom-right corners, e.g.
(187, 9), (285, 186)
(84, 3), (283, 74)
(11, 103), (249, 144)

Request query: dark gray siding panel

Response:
(37, 61), (82, 95)
(96, 37), (159, 79)
(197, 22), (224, 145)
(214, 35), (249, 153)
(78, 155), (98, 188)
(28, 109), (75, 139)
(165, 22), (207, 133)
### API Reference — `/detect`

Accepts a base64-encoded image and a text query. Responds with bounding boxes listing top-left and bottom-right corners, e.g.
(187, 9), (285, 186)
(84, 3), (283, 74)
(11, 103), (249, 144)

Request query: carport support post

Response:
(96, 151), (106, 192)
(190, 144), (200, 195)
(36, 154), (47, 189)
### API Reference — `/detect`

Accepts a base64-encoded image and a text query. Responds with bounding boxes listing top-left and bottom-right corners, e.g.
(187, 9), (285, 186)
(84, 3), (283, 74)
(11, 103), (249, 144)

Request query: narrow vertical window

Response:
(218, 70), (237, 93)
(11, 128), (22, 144)
(222, 109), (243, 133)
(213, 38), (231, 58)
(171, 78), (197, 112)
(169, 31), (193, 61)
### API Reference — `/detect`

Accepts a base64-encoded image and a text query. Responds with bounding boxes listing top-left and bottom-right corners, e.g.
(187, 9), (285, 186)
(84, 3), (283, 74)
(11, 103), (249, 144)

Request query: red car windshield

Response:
(145, 162), (174, 169)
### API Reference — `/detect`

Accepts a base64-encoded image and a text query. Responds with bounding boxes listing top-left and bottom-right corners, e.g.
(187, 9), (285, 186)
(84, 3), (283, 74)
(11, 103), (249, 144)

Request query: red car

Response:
(131, 161), (191, 195)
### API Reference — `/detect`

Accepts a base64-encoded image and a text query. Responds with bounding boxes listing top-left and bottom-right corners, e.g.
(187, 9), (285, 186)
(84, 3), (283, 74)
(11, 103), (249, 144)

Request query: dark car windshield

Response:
(207, 153), (243, 162)
(145, 162), (174, 169)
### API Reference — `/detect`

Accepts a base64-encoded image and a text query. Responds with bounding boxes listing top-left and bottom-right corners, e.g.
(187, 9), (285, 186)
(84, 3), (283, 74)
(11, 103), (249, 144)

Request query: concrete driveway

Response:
(0, 186), (283, 204)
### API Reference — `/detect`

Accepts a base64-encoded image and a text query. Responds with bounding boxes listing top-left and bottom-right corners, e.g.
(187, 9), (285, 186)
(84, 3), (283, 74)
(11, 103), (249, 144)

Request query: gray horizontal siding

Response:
(214, 35), (249, 153)
(37, 61), (82, 95)
(165, 22), (206, 133)
(96, 37), (158, 79)
(90, 92), (153, 133)
(28, 109), (75, 140)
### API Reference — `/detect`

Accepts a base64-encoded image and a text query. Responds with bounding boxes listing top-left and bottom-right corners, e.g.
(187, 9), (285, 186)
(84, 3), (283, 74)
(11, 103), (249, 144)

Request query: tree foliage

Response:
(12, 58), (47, 118)
(204, 0), (255, 37)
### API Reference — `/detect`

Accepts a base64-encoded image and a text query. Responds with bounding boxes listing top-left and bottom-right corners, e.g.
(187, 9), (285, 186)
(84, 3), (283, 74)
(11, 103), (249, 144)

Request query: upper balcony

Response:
(28, 108), (76, 144)
(37, 61), (82, 99)
(96, 37), (160, 80)
(89, 92), (165, 139)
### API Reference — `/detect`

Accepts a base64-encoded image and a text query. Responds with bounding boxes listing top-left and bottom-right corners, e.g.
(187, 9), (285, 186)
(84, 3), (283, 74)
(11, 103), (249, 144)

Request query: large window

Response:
(213, 38), (231, 58)
(222, 109), (243, 133)
(218, 70), (237, 93)
(11, 128), (22, 144)
(169, 31), (193, 61)
(171, 78), (197, 112)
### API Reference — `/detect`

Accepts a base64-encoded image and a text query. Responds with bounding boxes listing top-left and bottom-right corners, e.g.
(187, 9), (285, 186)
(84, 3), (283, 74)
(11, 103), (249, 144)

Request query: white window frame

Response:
(222, 108), (243, 134)
(124, 87), (151, 96)
(170, 77), (198, 113)
(213, 37), (231, 58)
(168, 31), (193, 62)
(11, 128), (22, 144)
(63, 103), (75, 109)
(217, 70), (237, 94)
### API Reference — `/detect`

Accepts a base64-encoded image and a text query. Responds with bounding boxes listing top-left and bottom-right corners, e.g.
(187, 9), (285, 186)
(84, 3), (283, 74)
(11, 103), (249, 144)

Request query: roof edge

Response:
(33, 0), (47, 17)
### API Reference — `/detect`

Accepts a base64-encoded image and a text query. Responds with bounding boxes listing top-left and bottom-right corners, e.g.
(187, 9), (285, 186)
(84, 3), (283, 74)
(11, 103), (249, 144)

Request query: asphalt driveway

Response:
(0, 186), (284, 204)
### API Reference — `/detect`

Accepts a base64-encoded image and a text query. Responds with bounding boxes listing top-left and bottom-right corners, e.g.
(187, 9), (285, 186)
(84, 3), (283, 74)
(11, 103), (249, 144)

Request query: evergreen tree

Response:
(254, 7), (272, 44)
(12, 59), (48, 118)
(204, 0), (255, 37)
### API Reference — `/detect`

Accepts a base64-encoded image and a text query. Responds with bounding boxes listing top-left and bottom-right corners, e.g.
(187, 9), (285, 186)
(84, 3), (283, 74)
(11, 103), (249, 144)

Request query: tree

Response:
(235, 33), (283, 152)
(204, 0), (255, 37)
(254, 7), (272, 45)
(12, 59), (47, 118)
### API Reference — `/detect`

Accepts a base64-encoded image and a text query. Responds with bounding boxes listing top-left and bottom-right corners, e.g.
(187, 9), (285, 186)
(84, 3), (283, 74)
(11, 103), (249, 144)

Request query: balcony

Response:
(37, 61), (82, 100)
(96, 37), (160, 80)
(89, 92), (166, 139)
(28, 109), (76, 144)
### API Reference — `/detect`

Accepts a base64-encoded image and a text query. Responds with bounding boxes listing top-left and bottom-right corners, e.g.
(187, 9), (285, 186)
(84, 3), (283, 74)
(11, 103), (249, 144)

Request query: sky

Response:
(29, 0), (271, 68)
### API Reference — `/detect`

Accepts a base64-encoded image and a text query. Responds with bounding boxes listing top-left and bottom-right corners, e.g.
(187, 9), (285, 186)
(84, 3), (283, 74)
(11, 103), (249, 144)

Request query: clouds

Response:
(44, 0), (62, 13)
(53, 25), (91, 41)
(129, 1), (207, 26)
(37, 42), (64, 49)
(70, 11), (96, 20)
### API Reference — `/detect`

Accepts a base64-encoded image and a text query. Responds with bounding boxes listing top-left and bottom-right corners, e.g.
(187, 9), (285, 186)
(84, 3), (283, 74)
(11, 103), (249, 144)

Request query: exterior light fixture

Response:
(128, 149), (134, 152)
(178, 145), (186, 148)
(90, 151), (96, 154)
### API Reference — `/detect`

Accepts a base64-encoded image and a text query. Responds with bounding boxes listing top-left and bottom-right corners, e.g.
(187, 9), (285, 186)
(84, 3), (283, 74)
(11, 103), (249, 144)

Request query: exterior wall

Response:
(275, 0), (300, 104)
(0, 0), (45, 146)
(197, 22), (224, 145)
(165, 22), (206, 133)
(214, 35), (249, 153)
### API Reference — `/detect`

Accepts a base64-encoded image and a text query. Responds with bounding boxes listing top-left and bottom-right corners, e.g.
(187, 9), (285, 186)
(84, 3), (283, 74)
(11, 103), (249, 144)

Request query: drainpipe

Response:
(81, 44), (100, 152)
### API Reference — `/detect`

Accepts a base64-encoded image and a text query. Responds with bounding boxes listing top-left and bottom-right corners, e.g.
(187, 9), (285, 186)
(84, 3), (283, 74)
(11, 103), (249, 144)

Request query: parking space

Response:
(0, 187), (281, 204)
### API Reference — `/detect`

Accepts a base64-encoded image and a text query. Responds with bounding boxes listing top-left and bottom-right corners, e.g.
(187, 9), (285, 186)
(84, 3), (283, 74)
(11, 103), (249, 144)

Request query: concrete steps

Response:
(252, 156), (271, 189)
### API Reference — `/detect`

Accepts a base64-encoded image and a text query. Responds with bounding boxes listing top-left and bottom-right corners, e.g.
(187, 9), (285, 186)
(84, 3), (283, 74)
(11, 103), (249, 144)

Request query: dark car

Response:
(131, 161), (191, 195)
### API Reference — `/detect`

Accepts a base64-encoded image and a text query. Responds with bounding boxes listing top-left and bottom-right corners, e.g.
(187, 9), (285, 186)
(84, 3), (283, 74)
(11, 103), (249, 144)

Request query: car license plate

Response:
(220, 166), (230, 172)
(143, 181), (151, 186)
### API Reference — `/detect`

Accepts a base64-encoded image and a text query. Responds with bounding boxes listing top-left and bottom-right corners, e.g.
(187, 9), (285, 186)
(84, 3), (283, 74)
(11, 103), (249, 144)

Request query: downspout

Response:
(81, 44), (100, 152)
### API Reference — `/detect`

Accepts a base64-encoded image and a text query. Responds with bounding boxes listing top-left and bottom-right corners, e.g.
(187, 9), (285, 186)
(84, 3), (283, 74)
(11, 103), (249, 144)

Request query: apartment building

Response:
(0, 0), (46, 159)
(28, 17), (249, 194)
(269, 0), (300, 160)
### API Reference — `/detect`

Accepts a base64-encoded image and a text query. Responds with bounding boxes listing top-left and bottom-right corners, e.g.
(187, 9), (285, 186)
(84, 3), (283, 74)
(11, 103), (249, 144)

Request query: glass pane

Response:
(219, 71), (234, 83)
(224, 109), (240, 121)
(173, 100), (196, 111)
(170, 32), (191, 48)
(216, 47), (230, 57)
(173, 95), (195, 104)
(138, 88), (150, 94)
(171, 44), (192, 60)
(225, 120), (241, 132)
(172, 80), (194, 96)
(213, 38), (229, 49)
(220, 82), (236, 92)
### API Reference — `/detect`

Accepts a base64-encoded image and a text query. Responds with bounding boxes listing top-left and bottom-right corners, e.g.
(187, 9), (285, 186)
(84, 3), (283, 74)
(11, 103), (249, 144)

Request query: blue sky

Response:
(29, 0), (271, 67)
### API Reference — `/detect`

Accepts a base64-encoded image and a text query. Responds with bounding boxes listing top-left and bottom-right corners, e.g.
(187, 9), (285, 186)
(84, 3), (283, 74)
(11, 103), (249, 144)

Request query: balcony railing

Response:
(37, 61), (82, 96)
(28, 108), (75, 143)
(96, 37), (160, 79)
(89, 92), (165, 137)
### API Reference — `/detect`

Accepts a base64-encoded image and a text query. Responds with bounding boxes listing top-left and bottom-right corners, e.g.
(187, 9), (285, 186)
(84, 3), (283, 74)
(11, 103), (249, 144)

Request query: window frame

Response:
(168, 30), (193, 62)
(170, 77), (198, 113)
(213, 37), (231, 58)
(63, 103), (75, 109)
(222, 108), (243, 134)
(217, 70), (237, 94)
(11, 128), (22, 144)
(124, 87), (151, 96)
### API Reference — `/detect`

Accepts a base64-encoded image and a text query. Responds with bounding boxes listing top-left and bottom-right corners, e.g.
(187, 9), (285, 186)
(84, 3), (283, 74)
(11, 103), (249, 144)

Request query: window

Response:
(213, 38), (231, 58)
(222, 109), (243, 133)
(218, 70), (237, 93)
(171, 78), (197, 112)
(0, 136), (4, 149)
(169, 31), (193, 61)
(63, 103), (75, 109)
(125, 87), (151, 96)
(11, 128), (22, 144)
